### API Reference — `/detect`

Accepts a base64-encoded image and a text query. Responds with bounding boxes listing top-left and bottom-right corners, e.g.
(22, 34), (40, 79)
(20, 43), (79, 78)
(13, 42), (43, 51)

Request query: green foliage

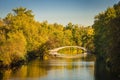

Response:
(58, 47), (84, 55)
(0, 7), (94, 67)
(0, 31), (26, 66)
(93, 1), (120, 74)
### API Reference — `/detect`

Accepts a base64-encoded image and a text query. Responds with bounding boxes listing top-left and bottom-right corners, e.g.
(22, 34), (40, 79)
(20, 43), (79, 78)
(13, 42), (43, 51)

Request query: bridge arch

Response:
(49, 46), (87, 58)
(49, 46), (87, 52)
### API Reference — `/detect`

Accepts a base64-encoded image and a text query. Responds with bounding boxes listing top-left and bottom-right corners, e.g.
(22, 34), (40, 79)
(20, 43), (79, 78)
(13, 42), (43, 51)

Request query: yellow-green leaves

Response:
(0, 7), (95, 66)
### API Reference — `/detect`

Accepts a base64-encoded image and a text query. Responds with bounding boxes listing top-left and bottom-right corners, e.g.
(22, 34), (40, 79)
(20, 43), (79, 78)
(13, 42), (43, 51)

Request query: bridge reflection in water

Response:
(49, 46), (88, 58)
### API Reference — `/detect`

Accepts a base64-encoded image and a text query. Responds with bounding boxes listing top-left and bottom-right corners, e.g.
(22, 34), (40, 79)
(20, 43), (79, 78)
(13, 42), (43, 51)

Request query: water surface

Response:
(0, 54), (117, 80)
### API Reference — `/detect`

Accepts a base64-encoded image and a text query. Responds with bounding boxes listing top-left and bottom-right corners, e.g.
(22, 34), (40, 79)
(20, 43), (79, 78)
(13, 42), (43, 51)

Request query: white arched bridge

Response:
(49, 46), (88, 58)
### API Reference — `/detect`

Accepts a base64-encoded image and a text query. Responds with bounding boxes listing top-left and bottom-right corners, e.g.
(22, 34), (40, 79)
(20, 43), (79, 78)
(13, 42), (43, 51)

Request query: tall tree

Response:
(93, 1), (120, 75)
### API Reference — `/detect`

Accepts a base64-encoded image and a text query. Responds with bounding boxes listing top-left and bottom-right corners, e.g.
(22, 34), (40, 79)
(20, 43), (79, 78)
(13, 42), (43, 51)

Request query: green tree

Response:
(93, 1), (120, 75)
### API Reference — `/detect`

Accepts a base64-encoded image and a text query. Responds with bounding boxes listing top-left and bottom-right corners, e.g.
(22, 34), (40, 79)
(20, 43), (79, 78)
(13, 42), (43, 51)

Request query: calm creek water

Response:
(0, 54), (118, 80)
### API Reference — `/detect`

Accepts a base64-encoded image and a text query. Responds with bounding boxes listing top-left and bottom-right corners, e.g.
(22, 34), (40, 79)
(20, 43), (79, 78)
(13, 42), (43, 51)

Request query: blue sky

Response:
(0, 0), (119, 26)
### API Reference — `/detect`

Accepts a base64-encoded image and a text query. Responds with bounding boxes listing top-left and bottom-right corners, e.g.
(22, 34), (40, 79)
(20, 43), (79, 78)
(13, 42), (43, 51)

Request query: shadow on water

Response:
(0, 54), (120, 80)
(94, 58), (120, 80)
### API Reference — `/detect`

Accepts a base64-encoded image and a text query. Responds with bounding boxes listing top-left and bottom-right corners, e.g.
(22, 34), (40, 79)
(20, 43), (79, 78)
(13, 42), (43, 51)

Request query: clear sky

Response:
(0, 0), (119, 26)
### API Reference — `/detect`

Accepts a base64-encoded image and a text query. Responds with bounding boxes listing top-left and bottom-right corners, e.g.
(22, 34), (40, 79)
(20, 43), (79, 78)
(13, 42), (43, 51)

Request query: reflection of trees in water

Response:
(83, 54), (96, 61)
(94, 59), (119, 80)
(0, 57), (95, 80)
(27, 60), (47, 78)
(0, 69), (12, 80)
(0, 60), (48, 80)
